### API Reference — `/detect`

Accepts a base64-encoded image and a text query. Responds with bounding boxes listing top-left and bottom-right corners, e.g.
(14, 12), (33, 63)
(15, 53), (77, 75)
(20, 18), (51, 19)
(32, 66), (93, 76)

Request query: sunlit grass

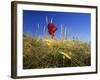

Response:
(23, 34), (91, 69)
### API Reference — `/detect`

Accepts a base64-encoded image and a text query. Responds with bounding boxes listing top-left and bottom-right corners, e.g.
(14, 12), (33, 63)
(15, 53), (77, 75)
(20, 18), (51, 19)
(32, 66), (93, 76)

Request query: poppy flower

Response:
(48, 23), (57, 39)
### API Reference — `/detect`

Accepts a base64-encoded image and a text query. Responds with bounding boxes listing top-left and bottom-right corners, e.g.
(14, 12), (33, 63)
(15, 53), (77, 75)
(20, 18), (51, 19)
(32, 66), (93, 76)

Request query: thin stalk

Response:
(46, 16), (48, 24)
(50, 17), (53, 23)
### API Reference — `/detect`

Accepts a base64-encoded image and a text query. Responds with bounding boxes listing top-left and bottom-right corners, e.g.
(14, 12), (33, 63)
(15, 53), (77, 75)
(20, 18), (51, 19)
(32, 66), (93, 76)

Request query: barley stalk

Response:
(51, 17), (53, 23)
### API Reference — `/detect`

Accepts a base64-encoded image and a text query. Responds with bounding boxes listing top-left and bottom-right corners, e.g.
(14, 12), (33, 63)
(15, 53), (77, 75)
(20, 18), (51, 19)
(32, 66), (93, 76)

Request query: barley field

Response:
(23, 34), (91, 69)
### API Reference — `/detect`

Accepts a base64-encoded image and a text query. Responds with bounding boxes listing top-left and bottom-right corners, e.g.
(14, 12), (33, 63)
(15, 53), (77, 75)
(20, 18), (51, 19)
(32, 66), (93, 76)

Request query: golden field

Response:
(23, 34), (91, 69)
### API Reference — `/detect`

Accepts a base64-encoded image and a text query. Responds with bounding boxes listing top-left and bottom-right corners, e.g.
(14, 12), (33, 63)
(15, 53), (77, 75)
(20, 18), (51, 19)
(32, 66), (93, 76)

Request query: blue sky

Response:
(23, 10), (91, 42)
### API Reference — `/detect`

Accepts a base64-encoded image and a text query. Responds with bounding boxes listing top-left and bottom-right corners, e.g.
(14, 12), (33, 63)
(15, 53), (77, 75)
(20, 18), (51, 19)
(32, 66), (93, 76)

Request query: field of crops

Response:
(23, 34), (91, 69)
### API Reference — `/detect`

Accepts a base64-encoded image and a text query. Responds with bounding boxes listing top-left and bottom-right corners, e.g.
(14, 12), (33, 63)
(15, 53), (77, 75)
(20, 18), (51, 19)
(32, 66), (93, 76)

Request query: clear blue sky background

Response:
(23, 10), (91, 42)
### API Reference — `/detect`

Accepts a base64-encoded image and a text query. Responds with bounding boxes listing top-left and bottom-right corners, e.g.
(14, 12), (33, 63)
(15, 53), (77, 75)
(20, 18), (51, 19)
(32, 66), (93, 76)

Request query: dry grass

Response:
(23, 34), (91, 69)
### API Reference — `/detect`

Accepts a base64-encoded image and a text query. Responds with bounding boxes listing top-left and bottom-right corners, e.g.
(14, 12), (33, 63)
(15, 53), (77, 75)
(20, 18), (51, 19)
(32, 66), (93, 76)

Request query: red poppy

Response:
(48, 23), (57, 39)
